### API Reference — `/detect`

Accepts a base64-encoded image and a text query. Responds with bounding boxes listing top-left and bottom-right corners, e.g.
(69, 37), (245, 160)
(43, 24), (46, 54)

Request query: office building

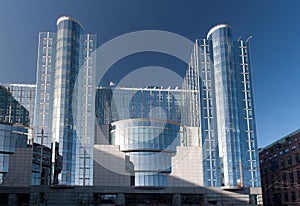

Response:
(0, 17), (262, 205)
(34, 16), (97, 185)
(259, 129), (300, 205)
(93, 23), (261, 204)
(185, 24), (260, 188)
(0, 85), (61, 205)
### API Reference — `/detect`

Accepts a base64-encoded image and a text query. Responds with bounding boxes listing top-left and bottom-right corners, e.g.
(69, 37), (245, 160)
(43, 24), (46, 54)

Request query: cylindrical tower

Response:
(51, 16), (84, 185)
(207, 24), (242, 188)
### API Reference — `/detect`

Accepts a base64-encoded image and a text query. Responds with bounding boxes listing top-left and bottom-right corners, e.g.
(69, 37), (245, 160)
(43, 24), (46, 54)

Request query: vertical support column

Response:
(8, 193), (18, 206)
(116, 193), (125, 206)
(172, 193), (182, 206)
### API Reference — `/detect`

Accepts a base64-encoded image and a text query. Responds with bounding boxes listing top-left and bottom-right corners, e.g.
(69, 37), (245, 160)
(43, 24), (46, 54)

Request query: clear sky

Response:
(0, 0), (299, 147)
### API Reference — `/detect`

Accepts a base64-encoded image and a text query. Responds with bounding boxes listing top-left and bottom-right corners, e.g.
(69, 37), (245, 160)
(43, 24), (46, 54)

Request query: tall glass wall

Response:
(234, 40), (260, 187)
(73, 33), (97, 186)
(183, 39), (220, 187)
(34, 32), (56, 148)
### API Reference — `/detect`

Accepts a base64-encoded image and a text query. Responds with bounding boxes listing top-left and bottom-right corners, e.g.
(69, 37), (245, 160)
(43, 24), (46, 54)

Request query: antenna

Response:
(246, 36), (253, 42)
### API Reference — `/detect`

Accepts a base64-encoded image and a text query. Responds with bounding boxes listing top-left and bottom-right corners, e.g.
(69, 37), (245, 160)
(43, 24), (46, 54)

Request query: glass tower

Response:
(186, 24), (260, 188)
(34, 16), (97, 185)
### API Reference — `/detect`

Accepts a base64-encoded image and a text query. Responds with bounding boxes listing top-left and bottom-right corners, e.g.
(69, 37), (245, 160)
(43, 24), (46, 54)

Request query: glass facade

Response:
(185, 24), (260, 187)
(30, 19), (260, 189)
(234, 39), (260, 188)
(34, 32), (56, 148)
(0, 85), (29, 127)
(34, 16), (97, 186)
(0, 84), (32, 184)
(209, 25), (242, 187)
(5, 84), (36, 128)
(112, 119), (180, 187)
(184, 39), (220, 187)
(0, 18), (264, 206)
(52, 16), (84, 185)
(0, 123), (32, 184)
(31, 143), (57, 186)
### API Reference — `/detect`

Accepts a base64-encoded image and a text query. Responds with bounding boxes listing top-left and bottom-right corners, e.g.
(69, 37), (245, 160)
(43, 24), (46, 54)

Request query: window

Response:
(266, 197), (270, 205)
(282, 172), (287, 182)
(289, 171), (294, 184)
(288, 156), (292, 167)
(281, 159), (285, 169)
(291, 192), (296, 202)
(295, 153), (300, 163)
(284, 193), (288, 202)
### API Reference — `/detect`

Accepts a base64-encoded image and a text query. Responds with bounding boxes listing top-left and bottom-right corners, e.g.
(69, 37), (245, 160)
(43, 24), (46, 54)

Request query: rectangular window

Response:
(282, 172), (287, 182)
(291, 192), (296, 202)
(281, 158), (285, 169)
(295, 153), (300, 163)
(284, 193), (288, 202)
(288, 156), (292, 167)
(289, 171), (294, 184)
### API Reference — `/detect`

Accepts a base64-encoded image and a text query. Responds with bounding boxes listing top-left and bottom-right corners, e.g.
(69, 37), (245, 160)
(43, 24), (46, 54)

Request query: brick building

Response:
(259, 129), (300, 205)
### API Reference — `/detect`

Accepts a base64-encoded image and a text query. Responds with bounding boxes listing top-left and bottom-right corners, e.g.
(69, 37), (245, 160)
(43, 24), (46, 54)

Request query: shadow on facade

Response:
(0, 143), (261, 206)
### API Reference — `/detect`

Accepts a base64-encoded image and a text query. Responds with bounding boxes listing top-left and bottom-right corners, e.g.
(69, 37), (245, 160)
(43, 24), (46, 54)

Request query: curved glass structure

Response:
(111, 119), (181, 187)
(97, 87), (183, 187)
(208, 24), (242, 187)
(52, 16), (84, 185)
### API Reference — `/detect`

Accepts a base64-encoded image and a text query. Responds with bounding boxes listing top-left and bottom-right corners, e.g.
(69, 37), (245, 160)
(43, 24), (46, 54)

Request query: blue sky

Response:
(0, 0), (299, 147)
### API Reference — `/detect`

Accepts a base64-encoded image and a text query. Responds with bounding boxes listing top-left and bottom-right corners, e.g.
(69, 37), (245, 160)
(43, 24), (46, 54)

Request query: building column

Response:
(116, 193), (125, 206)
(172, 193), (182, 206)
(8, 193), (18, 206)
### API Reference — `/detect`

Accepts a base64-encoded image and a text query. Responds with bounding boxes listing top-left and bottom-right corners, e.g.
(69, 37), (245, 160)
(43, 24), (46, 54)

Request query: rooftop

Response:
(207, 24), (231, 39)
(259, 128), (300, 152)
